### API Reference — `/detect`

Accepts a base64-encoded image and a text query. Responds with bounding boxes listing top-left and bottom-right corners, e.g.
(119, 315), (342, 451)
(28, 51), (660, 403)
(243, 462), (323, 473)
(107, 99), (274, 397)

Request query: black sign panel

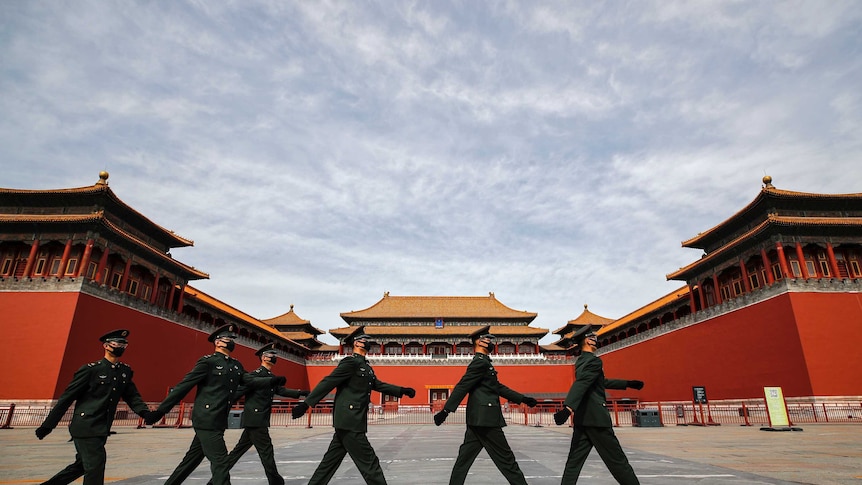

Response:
(692, 386), (708, 404)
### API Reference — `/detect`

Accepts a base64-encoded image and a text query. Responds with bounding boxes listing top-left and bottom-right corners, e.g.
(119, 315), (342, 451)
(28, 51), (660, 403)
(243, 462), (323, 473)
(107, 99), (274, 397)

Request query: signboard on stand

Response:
(762, 386), (802, 432)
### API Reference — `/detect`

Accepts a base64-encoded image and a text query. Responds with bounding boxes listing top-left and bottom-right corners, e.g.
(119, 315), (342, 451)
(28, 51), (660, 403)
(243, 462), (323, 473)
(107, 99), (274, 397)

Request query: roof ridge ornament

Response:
(762, 175), (774, 189)
(96, 171), (109, 186)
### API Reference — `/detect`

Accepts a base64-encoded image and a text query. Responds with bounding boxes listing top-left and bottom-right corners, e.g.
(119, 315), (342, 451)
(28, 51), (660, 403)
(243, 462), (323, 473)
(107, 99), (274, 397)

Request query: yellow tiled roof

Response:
(681, 186), (862, 248)
(329, 325), (548, 338)
(340, 293), (537, 321)
(552, 304), (614, 335)
(0, 181), (195, 246)
(598, 286), (690, 336)
(668, 215), (862, 280)
(262, 305), (325, 335)
(0, 212), (208, 279)
(183, 286), (309, 351)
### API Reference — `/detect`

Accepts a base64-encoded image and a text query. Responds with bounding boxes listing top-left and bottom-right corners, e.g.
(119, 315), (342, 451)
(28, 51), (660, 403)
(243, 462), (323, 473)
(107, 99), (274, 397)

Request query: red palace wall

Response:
(0, 291), (308, 401)
(305, 361), (576, 405)
(600, 292), (862, 401)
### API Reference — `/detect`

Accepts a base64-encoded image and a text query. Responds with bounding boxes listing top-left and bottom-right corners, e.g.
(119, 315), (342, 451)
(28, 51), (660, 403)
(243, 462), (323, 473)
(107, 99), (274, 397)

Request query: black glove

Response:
(522, 396), (538, 407)
(554, 408), (571, 425)
(433, 409), (449, 426)
(627, 380), (645, 390)
(144, 410), (165, 426)
(292, 402), (309, 419)
(298, 389), (310, 397)
(401, 387), (416, 399)
(35, 426), (52, 440)
(272, 376), (287, 387)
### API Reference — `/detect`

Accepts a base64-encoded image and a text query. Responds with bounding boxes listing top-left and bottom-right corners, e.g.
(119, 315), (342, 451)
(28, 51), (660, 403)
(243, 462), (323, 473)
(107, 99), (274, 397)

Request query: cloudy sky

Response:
(2, 1), (860, 344)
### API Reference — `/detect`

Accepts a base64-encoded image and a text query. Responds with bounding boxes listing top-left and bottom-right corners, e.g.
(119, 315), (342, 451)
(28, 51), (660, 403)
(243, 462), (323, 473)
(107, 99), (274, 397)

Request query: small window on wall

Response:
(817, 252), (831, 277)
(49, 259), (62, 276)
(806, 260), (817, 277)
(851, 260), (861, 277)
(65, 259), (77, 275)
(35, 258), (46, 275)
(127, 279), (139, 296)
(772, 263), (783, 280)
(141, 285), (152, 300)
(732, 280), (743, 296)
(720, 286), (731, 300)
(110, 272), (122, 289)
(86, 262), (98, 279)
(789, 260), (802, 278)
(1, 259), (11, 275)
(749, 272), (760, 289)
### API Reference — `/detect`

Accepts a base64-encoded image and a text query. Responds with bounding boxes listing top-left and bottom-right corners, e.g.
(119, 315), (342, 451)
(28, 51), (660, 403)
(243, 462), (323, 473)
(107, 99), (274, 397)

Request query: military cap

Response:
(255, 342), (277, 357)
(571, 325), (597, 346)
(469, 325), (495, 343)
(343, 326), (371, 346)
(208, 323), (238, 342)
(99, 329), (130, 344)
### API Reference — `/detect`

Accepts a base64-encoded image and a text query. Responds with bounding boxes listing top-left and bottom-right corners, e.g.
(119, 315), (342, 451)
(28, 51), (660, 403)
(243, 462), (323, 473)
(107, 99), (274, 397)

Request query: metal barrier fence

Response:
(3, 399), (861, 429)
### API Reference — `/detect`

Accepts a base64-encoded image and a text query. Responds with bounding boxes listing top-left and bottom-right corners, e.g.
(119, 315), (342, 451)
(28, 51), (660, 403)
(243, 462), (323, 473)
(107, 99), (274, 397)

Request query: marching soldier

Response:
(36, 329), (154, 485)
(291, 326), (416, 485)
(434, 326), (538, 485)
(146, 324), (276, 485)
(554, 325), (644, 484)
(208, 342), (308, 485)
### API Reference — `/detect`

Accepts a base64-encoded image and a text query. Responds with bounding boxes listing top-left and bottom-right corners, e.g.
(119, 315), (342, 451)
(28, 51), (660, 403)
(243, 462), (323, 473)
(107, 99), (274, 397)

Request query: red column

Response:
(150, 272), (161, 305)
(775, 243), (790, 279)
(401, 342), (406, 355)
(22, 239), (40, 278)
(688, 285), (697, 313)
(119, 257), (132, 292)
(76, 239), (94, 278)
(452, 343), (457, 354)
(95, 247), (110, 284)
(177, 284), (185, 313)
(167, 283), (176, 311)
(826, 243), (841, 278)
(795, 243), (809, 278)
(697, 282), (706, 310)
(739, 261), (752, 292)
(760, 249), (774, 285)
(57, 240), (73, 278)
(712, 274), (722, 305)
(422, 343), (427, 355)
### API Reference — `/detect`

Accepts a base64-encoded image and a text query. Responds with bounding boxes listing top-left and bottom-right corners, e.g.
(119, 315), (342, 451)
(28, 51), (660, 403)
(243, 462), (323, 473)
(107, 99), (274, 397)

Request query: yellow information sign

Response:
(763, 386), (790, 427)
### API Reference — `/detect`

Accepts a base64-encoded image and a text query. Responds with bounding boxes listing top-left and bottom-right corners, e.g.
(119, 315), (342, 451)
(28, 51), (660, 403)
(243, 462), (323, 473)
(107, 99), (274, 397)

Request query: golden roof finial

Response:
(762, 175), (774, 189)
(289, 304), (294, 311)
(584, 304), (588, 310)
(96, 171), (109, 185)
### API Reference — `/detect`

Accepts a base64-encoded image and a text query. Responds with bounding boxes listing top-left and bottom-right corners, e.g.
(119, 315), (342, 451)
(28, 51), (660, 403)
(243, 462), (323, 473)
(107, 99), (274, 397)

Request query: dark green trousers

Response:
(42, 436), (108, 485)
(308, 429), (387, 485)
(449, 426), (527, 485)
(219, 427), (284, 485)
(165, 429), (230, 485)
(561, 426), (639, 484)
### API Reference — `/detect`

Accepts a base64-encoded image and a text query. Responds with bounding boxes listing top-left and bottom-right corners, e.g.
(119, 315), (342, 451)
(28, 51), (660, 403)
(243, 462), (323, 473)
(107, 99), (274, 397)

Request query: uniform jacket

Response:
(304, 354), (402, 433)
(240, 365), (303, 428)
(443, 353), (527, 428)
(563, 351), (627, 427)
(41, 358), (149, 438)
(157, 353), (268, 430)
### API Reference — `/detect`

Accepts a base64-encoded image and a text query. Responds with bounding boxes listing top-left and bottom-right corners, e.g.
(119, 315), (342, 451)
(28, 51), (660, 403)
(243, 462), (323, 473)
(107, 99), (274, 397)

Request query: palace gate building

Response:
(1, 173), (860, 408)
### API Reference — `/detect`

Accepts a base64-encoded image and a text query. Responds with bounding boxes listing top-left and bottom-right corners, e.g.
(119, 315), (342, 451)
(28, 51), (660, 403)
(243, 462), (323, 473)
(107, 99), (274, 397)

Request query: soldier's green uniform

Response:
(560, 325), (641, 484)
(152, 324), (273, 485)
(437, 326), (536, 485)
(36, 329), (151, 485)
(294, 326), (413, 485)
(213, 343), (306, 485)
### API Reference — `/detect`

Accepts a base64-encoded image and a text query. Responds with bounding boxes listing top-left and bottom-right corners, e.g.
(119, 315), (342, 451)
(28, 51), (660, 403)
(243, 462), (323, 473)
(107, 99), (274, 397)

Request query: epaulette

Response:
(87, 360), (102, 367)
